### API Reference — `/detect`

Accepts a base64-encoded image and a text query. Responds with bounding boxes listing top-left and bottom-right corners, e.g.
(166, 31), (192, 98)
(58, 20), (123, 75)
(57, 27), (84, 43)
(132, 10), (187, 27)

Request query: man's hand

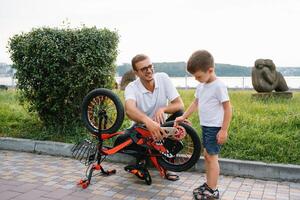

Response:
(145, 118), (166, 141)
(153, 107), (166, 124)
(217, 129), (228, 144)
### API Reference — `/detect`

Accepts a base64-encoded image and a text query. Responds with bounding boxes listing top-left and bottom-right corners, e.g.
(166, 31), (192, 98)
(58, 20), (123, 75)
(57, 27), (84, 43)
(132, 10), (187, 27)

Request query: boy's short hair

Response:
(131, 54), (149, 71)
(187, 50), (215, 74)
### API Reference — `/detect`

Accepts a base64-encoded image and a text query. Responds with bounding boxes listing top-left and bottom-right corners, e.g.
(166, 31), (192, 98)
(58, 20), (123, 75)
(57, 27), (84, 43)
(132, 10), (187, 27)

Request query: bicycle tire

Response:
(157, 121), (201, 172)
(82, 88), (124, 134)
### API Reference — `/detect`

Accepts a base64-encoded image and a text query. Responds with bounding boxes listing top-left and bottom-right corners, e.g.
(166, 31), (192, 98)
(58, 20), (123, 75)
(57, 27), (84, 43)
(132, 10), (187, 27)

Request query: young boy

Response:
(175, 50), (232, 200)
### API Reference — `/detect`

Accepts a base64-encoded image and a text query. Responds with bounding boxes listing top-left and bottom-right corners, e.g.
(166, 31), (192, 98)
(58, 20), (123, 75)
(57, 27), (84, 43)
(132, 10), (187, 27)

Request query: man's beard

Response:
(144, 73), (154, 82)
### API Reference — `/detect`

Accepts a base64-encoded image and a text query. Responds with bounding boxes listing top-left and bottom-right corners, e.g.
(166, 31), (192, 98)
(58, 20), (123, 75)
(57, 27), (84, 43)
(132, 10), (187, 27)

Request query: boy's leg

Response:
(193, 126), (221, 198)
(204, 148), (219, 190)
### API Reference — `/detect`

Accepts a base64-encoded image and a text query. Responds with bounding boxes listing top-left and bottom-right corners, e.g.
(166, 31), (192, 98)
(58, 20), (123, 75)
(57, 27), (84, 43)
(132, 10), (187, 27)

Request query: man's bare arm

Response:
(125, 99), (165, 140)
(153, 97), (184, 124)
(125, 99), (151, 124)
(164, 96), (184, 114)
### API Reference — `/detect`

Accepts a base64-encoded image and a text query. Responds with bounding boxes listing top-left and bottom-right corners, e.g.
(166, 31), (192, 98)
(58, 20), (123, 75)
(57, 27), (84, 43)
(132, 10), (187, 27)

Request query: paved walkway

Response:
(0, 150), (299, 200)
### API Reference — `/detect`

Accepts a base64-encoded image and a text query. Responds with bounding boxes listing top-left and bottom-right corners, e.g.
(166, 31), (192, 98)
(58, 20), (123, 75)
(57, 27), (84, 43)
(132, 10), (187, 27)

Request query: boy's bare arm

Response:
(182, 98), (198, 119)
(174, 99), (198, 126)
(217, 101), (232, 144)
(221, 101), (232, 131)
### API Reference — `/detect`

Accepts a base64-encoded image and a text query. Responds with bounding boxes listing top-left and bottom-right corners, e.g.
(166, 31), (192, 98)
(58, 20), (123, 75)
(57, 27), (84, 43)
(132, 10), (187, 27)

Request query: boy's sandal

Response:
(193, 186), (219, 200)
(165, 172), (179, 181)
(193, 182), (208, 195)
(193, 192), (206, 200)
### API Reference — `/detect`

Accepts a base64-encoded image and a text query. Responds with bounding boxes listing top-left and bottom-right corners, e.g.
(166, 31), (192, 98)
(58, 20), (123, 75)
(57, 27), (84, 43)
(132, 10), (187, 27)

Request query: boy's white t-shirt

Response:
(125, 72), (179, 120)
(195, 79), (229, 127)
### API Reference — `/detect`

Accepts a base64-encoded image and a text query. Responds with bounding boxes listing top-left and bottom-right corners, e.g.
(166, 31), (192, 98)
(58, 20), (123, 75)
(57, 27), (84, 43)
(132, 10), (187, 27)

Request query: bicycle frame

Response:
(75, 121), (171, 188)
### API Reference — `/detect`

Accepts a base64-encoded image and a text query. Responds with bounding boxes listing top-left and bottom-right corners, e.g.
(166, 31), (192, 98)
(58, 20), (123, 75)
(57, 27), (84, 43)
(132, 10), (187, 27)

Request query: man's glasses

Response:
(137, 64), (154, 73)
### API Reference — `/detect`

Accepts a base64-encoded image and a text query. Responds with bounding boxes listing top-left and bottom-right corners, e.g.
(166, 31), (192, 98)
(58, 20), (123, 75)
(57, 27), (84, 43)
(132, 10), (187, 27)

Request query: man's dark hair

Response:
(131, 54), (149, 71)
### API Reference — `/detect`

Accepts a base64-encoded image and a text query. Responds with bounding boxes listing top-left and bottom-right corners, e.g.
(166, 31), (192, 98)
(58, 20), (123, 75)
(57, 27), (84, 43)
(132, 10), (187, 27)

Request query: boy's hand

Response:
(217, 129), (228, 144)
(174, 116), (192, 127)
(174, 116), (185, 126)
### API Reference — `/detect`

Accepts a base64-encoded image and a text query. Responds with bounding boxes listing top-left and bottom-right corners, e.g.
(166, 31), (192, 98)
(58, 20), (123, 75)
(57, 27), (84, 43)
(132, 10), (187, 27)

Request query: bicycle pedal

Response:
(124, 166), (145, 179)
(124, 165), (138, 172)
(107, 169), (116, 174)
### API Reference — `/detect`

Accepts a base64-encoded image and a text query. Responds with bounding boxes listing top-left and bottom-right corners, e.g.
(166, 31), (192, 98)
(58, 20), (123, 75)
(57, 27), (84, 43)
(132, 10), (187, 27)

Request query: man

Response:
(123, 54), (184, 181)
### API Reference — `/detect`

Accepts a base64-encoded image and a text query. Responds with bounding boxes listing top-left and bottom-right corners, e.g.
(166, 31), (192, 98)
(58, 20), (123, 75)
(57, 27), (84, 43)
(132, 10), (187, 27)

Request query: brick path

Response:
(0, 150), (299, 200)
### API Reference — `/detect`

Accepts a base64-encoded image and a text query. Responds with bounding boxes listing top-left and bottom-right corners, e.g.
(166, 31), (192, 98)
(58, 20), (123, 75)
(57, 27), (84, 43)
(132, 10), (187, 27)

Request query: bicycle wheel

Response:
(82, 88), (124, 134)
(157, 121), (201, 172)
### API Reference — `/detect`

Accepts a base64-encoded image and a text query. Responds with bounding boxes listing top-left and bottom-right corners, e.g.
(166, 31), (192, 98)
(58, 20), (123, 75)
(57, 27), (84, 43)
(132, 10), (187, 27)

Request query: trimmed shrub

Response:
(120, 69), (136, 90)
(0, 85), (8, 90)
(8, 27), (119, 133)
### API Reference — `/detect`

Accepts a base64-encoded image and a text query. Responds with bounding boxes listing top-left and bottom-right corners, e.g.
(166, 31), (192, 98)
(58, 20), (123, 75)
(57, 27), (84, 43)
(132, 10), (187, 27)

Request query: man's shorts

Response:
(201, 126), (221, 155)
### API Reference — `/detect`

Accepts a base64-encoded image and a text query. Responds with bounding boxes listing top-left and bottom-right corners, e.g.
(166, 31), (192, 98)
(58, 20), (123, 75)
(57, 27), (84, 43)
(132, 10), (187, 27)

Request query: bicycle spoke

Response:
(87, 95), (118, 131)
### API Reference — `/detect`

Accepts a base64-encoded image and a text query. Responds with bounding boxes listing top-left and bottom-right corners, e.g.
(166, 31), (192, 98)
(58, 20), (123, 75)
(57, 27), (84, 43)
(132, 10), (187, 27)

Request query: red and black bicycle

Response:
(72, 88), (201, 188)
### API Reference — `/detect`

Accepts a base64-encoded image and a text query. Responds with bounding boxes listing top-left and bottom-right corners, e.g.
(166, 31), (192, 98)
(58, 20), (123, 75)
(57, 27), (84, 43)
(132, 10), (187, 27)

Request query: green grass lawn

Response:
(1, 89), (300, 165)
(0, 89), (88, 143)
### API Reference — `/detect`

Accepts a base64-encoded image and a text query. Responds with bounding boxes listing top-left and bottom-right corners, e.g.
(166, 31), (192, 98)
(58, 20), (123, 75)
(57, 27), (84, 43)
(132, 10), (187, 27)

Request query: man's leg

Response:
(161, 109), (183, 181)
(114, 127), (147, 163)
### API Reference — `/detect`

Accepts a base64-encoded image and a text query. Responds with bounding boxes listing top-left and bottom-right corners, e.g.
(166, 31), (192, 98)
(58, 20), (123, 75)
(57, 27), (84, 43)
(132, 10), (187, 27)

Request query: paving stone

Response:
(1, 150), (300, 200)
(88, 195), (112, 200)
(11, 189), (49, 200)
(11, 183), (40, 193)
(42, 188), (73, 199)
(0, 191), (22, 200)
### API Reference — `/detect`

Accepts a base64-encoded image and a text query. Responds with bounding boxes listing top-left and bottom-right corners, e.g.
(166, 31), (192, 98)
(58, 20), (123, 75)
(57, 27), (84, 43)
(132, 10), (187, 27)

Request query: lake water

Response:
(1, 76), (300, 89)
(0, 77), (16, 87)
(116, 76), (300, 89)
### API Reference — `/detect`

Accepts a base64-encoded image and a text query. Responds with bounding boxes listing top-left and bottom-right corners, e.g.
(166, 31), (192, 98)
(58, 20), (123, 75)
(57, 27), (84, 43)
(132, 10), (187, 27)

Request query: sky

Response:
(1, 0), (300, 67)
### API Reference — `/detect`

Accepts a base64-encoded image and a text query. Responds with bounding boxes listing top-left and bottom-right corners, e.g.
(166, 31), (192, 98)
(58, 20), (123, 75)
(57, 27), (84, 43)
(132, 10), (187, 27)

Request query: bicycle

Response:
(72, 88), (201, 188)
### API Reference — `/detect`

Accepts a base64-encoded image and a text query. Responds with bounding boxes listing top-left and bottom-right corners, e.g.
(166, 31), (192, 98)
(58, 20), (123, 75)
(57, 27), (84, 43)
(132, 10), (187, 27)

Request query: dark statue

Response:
(252, 59), (289, 92)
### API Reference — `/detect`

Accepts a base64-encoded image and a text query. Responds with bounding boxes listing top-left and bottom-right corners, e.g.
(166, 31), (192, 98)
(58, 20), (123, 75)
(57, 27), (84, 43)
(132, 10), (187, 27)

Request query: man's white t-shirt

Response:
(125, 72), (179, 121)
(195, 79), (229, 127)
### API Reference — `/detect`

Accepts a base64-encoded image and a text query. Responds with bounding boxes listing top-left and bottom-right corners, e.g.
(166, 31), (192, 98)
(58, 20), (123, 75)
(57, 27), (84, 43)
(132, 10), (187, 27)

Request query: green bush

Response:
(8, 27), (119, 133)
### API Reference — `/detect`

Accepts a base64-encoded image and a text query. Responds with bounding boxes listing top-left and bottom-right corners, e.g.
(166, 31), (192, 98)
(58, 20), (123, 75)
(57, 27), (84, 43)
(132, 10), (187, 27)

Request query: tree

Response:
(120, 69), (136, 90)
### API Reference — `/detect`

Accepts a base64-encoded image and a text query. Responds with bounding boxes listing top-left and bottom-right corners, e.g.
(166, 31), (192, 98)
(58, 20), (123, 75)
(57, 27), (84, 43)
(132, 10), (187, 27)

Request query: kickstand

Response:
(77, 163), (116, 189)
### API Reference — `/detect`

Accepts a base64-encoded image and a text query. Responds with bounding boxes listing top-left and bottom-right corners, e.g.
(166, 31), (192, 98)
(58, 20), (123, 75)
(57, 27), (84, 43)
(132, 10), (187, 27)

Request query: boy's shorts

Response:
(201, 126), (221, 155)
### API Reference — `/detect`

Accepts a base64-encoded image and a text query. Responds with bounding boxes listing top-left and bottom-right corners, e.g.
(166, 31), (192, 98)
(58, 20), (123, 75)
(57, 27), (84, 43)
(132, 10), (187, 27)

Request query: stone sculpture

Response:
(252, 59), (289, 92)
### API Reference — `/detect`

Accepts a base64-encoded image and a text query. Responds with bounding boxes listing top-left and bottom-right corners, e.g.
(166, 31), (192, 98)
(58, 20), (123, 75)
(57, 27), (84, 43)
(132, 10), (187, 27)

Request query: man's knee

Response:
(166, 109), (184, 122)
